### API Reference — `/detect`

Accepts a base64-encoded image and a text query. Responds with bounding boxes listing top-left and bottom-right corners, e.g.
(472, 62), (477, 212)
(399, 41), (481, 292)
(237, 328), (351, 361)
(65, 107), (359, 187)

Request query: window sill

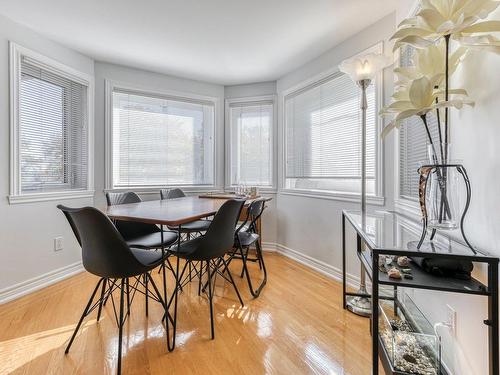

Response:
(394, 198), (420, 218)
(225, 186), (277, 194)
(279, 189), (385, 205)
(104, 186), (222, 196)
(8, 190), (95, 205)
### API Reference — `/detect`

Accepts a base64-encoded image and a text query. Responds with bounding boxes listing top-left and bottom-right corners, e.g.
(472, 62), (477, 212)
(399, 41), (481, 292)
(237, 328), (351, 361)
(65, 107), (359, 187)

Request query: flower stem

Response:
(444, 34), (450, 162)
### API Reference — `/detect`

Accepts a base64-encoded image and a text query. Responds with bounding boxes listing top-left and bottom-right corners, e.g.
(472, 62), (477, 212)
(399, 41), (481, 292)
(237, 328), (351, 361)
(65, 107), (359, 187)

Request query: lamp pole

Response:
(345, 78), (371, 317)
(339, 51), (390, 318)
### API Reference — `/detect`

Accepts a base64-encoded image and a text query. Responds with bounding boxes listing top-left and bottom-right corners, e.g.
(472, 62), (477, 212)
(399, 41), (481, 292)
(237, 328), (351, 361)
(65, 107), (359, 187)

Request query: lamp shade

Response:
(339, 53), (392, 82)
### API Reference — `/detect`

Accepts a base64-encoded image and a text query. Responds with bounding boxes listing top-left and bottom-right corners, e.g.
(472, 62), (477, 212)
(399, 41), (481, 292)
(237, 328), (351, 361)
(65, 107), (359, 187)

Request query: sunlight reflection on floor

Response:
(0, 319), (97, 374)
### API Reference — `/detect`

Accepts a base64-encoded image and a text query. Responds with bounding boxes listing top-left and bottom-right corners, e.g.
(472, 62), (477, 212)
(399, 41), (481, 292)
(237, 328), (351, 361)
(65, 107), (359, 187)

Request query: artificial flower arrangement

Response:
(381, 0), (500, 244)
(381, 0), (500, 158)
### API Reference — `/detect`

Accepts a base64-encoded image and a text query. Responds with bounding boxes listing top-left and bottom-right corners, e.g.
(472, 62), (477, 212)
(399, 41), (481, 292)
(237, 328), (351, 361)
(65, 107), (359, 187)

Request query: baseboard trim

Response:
(264, 241), (360, 289)
(0, 261), (84, 305)
(1, 243), (360, 305)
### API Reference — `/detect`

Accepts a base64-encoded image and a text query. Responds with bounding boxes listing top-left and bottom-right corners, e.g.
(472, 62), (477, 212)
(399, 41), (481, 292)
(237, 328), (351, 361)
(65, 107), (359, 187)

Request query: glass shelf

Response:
(344, 210), (495, 261)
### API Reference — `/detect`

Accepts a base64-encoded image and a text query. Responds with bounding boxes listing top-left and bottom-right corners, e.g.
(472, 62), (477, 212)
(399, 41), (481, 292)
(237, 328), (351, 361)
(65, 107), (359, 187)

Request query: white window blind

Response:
(229, 101), (273, 187)
(112, 90), (215, 187)
(19, 57), (88, 193)
(284, 72), (376, 194)
(399, 45), (438, 199)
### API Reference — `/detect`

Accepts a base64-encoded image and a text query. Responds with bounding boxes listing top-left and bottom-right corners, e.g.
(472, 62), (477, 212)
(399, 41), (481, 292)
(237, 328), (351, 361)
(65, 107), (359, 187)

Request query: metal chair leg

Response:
(65, 278), (104, 353)
(239, 241), (267, 298)
(144, 273), (149, 316)
(117, 279), (125, 375)
(221, 257), (244, 306)
(97, 278), (107, 322)
(126, 278), (131, 316)
(206, 260), (215, 340)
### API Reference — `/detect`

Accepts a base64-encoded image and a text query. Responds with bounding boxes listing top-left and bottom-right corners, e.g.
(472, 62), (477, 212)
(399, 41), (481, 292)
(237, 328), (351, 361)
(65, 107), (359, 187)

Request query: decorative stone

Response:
(388, 267), (402, 279)
(397, 256), (410, 267)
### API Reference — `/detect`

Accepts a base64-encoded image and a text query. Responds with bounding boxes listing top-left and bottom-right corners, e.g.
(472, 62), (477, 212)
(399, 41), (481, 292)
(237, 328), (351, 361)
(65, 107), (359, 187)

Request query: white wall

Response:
(275, 13), (396, 281)
(0, 14), (95, 302)
(224, 81), (276, 98)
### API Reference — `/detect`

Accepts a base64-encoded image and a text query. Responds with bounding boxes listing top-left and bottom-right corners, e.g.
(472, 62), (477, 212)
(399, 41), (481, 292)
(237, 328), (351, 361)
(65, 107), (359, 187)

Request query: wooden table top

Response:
(105, 196), (270, 226)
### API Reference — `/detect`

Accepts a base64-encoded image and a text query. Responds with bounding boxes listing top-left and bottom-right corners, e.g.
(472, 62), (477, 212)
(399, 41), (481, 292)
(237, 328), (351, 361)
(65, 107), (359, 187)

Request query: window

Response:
(9, 44), (93, 203)
(226, 97), (274, 188)
(109, 87), (215, 188)
(398, 45), (438, 200)
(284, 71), (378, 196)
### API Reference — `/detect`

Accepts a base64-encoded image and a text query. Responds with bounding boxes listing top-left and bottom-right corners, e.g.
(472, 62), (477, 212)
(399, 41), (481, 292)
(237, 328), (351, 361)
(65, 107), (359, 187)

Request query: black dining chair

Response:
(231, 198), (268, 297)
(160, 188), (212, 234)
(171, 199), (245, 339)
(106, 191), (178, 314)
(160, 188), (211, 284)
(57, 205), (172, 375)
(106, 192), (178, 249)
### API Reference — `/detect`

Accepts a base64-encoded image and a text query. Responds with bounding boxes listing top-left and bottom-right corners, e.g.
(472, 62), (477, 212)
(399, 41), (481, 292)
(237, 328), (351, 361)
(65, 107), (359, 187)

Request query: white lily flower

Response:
(395, 40), (466, 88)
(380, 76), (474, 137)
(391, 0), (500, 53)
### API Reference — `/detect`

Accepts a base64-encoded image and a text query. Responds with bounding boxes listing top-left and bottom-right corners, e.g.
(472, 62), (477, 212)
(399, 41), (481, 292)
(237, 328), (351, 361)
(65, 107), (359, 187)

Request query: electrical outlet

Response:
(446, 304), (456, 336)
(54, 237), (63, 252)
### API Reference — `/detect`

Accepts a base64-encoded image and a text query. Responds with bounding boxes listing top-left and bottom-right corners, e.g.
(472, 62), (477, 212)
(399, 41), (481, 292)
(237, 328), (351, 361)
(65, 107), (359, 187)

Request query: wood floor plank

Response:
(0, 253), (381, 374)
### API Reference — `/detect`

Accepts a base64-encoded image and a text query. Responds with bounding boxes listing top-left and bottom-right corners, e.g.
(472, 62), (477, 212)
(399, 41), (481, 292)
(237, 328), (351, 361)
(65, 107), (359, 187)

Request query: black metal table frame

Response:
(341, 210), (499, 375)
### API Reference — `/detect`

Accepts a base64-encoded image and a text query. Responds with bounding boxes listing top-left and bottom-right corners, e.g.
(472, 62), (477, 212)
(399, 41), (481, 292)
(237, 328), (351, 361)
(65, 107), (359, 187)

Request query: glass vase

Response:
(425, 144), (462, 230)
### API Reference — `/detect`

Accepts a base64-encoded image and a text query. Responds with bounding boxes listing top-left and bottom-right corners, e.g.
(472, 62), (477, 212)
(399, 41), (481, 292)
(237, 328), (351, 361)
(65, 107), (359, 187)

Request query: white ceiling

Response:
(0, 0), (397, 85)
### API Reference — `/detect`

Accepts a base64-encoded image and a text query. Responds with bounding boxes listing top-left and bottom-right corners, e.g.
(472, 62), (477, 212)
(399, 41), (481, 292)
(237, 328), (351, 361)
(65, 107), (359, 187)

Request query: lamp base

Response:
(346, 286), (371, 317)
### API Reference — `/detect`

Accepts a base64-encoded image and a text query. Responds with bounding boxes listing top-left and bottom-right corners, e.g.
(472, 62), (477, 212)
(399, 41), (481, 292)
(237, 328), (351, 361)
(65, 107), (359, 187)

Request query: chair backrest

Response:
(105, 191), (159, 240)
(58, 205), (146, 278)
(189, 199), (245, 260)
(106, 191), (141, 206)
(160, 188), (186, 200)
(238, 198), (266, 233)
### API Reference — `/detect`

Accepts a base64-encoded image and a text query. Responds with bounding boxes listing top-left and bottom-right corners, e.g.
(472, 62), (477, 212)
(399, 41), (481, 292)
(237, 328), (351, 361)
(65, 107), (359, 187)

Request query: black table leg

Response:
(372, 252), (379, 375)
(342, 213), (347, 309)
(488, 261), (499, 375)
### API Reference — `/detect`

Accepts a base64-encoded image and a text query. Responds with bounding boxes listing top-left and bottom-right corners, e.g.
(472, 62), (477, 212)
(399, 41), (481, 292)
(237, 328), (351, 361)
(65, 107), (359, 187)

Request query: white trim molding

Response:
(0, 261), (84, 304)
(104, 79), (221, 191)
(8, 42), (95, 205)
(224, 95), (278, 192)
(268, 242), (361, 289)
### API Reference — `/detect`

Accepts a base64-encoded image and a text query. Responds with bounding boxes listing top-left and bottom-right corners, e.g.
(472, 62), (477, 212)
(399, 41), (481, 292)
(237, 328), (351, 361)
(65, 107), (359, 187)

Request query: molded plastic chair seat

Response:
(174, 236), (206, 260)
(127, 231), (178, 249)
(130, 248), (164, 267)
(237, 232), (260, 247)
(168, 219), (211, 233)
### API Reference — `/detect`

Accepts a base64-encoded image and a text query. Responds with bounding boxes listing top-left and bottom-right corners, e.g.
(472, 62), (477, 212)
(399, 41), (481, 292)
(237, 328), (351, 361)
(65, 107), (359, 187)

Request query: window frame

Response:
(8, 42), (94, 204)
(393, 5), (424, 218)
(224, 95), (277, 192)
(105, 79), (220, 193)
(279, 43), (385, 205)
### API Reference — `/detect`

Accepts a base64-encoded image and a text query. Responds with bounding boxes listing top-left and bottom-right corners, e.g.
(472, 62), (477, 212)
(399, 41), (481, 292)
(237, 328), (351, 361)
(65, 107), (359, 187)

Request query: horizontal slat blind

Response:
(19, 58), (88, 193)
(284, 72), (376, 192)
(112, 90), (215, 187)
(229, 102), (273, 186)
(399, 46), (438, 199)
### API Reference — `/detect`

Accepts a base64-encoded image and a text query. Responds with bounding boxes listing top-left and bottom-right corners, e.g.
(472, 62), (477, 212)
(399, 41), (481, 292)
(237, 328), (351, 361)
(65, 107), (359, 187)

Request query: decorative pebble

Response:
(381, 316), (439, 375)
(388, 267), (402, 279)
(397, 256), (410, 267)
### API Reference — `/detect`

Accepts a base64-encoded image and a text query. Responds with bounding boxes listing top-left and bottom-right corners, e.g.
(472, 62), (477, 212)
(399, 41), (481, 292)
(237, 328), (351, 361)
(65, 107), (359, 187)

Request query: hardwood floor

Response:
(0, 253), (376, 375)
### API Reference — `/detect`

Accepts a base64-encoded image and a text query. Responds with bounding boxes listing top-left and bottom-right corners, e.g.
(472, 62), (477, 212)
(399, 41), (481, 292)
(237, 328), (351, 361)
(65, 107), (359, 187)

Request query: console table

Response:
(341, 210), (499, 375)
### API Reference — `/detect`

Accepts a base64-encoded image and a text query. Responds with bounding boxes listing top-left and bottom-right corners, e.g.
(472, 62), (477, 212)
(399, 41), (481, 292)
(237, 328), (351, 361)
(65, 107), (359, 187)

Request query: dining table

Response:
(105, 194), (271, 351)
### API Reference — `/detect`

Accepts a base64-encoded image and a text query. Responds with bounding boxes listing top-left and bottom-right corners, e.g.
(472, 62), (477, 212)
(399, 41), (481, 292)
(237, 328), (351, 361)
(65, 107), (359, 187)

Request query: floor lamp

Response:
(339, 53), (391, 317)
